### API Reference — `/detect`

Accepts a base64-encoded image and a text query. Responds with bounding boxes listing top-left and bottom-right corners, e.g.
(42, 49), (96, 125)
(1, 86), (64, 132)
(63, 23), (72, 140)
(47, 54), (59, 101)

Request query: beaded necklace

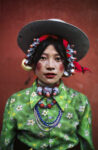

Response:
(34, 80), (63, 131)
(35, 104), (62, 127)
(34, 108), (53, 131)
(34, 105), (62, 131)
(38, 99), (57, 109)
(36, 82), (59, 109)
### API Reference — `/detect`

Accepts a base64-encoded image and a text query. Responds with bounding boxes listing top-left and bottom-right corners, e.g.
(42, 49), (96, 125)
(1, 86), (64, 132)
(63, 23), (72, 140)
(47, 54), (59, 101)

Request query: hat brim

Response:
(17, 19), (89, 61)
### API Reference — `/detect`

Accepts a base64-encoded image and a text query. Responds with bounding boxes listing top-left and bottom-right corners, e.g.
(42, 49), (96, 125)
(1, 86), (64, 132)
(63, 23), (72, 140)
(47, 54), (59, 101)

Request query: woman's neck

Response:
(37, 79), (61, 88)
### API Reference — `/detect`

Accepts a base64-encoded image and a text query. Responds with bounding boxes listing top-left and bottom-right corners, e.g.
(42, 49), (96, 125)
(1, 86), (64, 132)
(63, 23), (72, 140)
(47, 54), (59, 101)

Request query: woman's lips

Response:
(44, 73), (56, 78)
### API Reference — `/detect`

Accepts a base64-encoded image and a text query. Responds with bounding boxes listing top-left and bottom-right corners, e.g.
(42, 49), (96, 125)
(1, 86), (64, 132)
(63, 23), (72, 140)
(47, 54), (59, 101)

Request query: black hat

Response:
(17, 19), (89, 61)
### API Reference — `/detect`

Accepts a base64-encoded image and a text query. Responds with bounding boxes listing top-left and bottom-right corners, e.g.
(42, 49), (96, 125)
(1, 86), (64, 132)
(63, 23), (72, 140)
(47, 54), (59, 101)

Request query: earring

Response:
(21, 58), (32, 71)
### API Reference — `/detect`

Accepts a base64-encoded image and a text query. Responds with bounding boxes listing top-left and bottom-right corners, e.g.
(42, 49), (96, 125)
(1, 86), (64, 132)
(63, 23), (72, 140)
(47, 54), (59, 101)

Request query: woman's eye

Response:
(55, 57), (62, 61)
(40, 56), (47, 60)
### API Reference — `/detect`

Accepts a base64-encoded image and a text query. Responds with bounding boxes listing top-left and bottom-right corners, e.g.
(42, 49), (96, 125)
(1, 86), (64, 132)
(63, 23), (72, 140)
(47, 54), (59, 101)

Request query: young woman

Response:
(0, 19), (95, 150)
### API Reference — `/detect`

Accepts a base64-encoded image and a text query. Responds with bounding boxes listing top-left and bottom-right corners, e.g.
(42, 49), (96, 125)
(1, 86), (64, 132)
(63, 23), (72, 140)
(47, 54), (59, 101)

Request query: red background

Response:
(0, 0), (98, 149)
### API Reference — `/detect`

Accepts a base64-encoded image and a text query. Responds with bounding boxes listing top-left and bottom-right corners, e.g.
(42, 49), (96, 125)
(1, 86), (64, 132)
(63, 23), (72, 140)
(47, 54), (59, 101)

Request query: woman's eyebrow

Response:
(55, 54), (60, 56)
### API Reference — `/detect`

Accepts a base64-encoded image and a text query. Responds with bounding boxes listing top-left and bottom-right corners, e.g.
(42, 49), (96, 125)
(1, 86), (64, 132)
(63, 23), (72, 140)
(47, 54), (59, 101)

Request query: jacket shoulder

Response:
(64, 84), (89, 105)
(7, 86), (33, 105)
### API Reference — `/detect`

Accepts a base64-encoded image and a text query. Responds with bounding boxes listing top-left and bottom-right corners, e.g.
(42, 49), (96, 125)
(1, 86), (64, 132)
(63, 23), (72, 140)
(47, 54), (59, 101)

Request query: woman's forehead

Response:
(42, 44), (60, 56)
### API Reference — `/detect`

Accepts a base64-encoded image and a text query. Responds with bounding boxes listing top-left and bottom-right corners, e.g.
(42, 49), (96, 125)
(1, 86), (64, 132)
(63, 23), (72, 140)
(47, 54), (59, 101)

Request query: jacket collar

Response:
(30, 80), (68, 111)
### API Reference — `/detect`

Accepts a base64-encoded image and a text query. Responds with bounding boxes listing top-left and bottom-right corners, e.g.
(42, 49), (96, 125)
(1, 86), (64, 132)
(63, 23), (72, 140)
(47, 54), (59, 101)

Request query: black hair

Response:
(31, 37), (68, 70)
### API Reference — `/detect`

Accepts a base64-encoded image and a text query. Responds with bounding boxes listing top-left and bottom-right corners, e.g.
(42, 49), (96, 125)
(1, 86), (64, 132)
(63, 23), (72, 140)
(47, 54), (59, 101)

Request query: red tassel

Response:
(73, 61), (91, 73)
(39, 35), (58, 42)
(73, 61), (82, 72)
(82, 67), (91, 73)
(39, 35), (49, 42)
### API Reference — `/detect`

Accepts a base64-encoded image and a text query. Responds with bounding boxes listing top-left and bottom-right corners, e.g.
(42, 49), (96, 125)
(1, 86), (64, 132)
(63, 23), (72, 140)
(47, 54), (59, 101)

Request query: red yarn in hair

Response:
(39, 35), (58, 42)
(63, 39), (68, 48)
(73, 61), (90, 73)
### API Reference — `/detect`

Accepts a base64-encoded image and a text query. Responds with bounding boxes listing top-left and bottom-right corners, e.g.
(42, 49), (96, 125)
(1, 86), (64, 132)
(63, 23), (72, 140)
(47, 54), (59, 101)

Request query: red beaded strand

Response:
(39, 99), (57, 109)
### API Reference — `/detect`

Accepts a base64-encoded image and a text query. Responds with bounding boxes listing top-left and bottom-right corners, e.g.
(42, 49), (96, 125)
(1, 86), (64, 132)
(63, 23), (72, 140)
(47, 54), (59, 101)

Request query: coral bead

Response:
(38, 92), (42, 95)
(47, 104), (52, 108)
(40, 104), (44, 108)
(53, 100), (56, 104)
(46, 93), (50, 97)
(53, 92), (56, 96)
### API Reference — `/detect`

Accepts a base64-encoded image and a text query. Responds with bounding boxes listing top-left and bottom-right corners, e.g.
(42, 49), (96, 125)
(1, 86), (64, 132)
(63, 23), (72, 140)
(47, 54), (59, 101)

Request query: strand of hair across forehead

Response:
(22, 34), (90, 75)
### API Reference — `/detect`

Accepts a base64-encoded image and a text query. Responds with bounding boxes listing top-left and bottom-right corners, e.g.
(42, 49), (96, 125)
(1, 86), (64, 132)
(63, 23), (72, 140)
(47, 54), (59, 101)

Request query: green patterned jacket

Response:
(0, 80), (95, 150)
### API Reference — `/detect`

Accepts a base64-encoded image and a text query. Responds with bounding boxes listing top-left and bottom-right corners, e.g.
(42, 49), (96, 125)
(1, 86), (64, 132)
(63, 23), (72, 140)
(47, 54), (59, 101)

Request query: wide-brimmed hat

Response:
(17, 19), (89, 61)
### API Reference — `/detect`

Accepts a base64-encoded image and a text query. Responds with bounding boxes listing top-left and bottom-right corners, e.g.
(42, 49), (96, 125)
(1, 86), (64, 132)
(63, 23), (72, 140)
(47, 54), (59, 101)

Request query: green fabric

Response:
(0, 80), (95, 150)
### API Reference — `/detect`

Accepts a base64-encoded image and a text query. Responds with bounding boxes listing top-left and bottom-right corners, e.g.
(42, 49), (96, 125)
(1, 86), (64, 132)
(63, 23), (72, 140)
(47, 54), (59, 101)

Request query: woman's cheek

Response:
(59, 64), (64, 72)
(36, 62), (42, 71)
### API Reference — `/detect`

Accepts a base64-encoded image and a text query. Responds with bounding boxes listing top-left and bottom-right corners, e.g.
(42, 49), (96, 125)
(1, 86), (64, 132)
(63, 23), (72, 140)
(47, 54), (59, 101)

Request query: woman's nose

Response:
(46, 59), (55, 70)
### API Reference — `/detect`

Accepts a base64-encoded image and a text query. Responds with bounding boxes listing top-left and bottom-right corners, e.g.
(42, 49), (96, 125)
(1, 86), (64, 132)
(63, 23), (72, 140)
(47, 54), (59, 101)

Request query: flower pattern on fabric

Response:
(88, 117), (91, 124)
(42, 110), (48, 116)
(66, 112), (73, 119)
(70, 93), (77, 98)
(61, 85), (66, 90)
(27, 119), (35, 126)
(48, 116), (53, 119)
(18, 123), (23, 128)
(64, 134), (69, 141)
(26, 90), (30, 95)
(49, 139), (53, 147)
(68, 100), (71, 104)
(57, 123), (61, 128)
(68, 144), (74, 148)
(79, 106), (85, 112)
(16, 105), (23, 111)
(74, 121), (79, 128)
(85, 130), (89, 136)
(31, 92), (37, 97)
(10, 98), (15, 103)
(49, 139), (53, 143)
(41, 143), (48, 149)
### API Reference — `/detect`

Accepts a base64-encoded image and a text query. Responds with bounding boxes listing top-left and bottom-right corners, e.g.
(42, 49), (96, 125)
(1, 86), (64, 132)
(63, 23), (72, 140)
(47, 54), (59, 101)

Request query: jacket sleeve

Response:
(0, 97), (17, 150)
(77, 95), (95, 150)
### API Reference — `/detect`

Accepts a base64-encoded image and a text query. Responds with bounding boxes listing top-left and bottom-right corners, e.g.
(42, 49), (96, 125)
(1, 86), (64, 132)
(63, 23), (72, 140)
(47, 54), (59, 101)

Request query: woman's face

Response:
(35, 44), (65, 85)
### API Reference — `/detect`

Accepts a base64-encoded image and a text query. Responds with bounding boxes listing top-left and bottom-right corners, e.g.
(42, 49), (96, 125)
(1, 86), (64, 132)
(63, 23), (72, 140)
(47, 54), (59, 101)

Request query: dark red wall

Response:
(0, 0), (98, 149)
